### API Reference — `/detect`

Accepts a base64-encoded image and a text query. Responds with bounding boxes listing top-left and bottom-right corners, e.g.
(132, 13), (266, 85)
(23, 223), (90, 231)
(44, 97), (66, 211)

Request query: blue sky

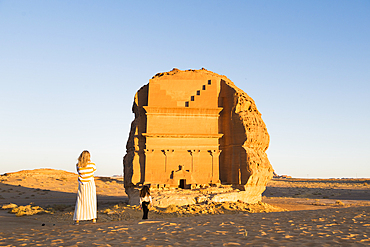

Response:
(1, 1), (369, 178)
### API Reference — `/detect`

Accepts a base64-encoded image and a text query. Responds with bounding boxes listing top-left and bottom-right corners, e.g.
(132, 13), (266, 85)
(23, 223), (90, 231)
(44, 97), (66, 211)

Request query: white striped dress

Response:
(73, 162), (97, 221)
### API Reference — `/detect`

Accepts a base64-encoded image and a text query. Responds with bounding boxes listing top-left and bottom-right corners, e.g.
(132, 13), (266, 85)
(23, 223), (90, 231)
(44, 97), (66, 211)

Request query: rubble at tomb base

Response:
(123, 68), (274, 205)
(125, 185), (266, 207)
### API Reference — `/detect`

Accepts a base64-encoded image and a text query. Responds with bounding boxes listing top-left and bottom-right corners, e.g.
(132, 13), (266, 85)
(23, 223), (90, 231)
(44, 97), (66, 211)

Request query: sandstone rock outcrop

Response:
(123, 68), (273, 205)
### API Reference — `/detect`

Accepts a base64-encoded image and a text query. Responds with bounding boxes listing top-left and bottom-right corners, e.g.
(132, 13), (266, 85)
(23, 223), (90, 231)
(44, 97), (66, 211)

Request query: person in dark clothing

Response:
(139, 185), (152, 220)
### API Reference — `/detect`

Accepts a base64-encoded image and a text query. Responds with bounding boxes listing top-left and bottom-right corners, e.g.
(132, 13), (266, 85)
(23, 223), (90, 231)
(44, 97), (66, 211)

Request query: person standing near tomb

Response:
(73, 150), (97, 225)
(139, 185), (152, 220)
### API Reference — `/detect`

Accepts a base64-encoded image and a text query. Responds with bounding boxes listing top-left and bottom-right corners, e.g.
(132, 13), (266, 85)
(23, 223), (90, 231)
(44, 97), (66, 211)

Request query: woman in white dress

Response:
(73, 150), (97, 225)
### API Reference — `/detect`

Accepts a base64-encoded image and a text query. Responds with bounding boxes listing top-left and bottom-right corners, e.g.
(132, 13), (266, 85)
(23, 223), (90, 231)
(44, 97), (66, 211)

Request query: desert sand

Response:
(1, 169), (370, 246)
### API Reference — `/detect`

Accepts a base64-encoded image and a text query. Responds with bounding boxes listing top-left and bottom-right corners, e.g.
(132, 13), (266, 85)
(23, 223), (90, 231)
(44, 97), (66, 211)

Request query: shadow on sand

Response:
(0, 182), (128, 208)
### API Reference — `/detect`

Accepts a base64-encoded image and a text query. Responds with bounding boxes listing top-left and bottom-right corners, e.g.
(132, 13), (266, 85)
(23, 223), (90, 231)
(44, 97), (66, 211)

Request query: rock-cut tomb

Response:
(123, 68), (274, 204)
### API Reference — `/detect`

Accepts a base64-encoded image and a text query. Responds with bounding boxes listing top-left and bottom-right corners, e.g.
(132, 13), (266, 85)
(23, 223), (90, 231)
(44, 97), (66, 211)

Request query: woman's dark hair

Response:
(140, 185), (150, 197)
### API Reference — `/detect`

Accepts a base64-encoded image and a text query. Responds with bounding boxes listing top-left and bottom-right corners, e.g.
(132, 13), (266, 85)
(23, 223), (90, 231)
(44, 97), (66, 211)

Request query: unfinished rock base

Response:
(126, 185), (264, 208)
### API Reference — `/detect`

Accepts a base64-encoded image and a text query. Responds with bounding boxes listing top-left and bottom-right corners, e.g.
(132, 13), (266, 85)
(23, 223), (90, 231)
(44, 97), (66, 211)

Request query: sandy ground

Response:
(1, 169), (369, 246)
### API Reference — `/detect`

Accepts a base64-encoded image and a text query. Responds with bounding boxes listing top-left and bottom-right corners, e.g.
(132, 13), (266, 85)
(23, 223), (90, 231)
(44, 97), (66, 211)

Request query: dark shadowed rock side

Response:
(123, 68), (274, 206)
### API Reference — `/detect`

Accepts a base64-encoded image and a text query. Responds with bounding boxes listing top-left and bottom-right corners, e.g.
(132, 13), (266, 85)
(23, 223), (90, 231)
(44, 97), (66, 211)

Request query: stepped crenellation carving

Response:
(185, 79), (215, 108)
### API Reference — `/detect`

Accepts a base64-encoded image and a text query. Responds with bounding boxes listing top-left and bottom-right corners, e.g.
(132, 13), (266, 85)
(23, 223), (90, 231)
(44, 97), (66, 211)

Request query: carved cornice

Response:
(142, 133), (223, 138)
(143, 106), (223, 116)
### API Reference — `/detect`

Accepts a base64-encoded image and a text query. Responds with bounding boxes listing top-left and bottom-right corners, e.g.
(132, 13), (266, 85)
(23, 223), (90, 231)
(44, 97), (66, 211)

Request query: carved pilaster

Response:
(208, 149), (222, 183)
(142, 149), (155, 183)
(187, 149), (200, 172)
(161, 149), (174, 172)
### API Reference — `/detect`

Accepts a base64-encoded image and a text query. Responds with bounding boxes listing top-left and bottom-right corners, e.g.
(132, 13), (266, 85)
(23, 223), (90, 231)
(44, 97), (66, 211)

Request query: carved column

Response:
(187, 149), (200, 172)
(208, 149), (221, 184)
(143, 149), (154, 184)
(161, 149), (174, 172)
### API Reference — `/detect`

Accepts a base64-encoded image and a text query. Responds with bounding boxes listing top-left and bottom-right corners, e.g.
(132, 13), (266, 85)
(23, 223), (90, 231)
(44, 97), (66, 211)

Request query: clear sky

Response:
(1, 1), (369, 178)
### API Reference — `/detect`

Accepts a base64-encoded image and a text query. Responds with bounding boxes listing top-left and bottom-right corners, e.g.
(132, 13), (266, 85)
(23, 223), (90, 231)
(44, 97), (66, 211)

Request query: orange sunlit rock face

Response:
(123, 68), (273, 203)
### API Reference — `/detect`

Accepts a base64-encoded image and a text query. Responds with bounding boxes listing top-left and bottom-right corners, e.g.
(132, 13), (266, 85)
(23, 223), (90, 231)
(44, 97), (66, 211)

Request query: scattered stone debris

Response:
(335, 200), (345, 206)
(1, 200), (286, 222)
(94, 201), (286, 222)
(1, 203), (18, 209)
(1, 203), (52, 217)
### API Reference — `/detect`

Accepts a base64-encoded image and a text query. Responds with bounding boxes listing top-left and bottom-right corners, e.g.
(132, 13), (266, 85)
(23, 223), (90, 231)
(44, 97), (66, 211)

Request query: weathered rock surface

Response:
(123, 68), (273, 205)
(149, 186), (264, 208)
